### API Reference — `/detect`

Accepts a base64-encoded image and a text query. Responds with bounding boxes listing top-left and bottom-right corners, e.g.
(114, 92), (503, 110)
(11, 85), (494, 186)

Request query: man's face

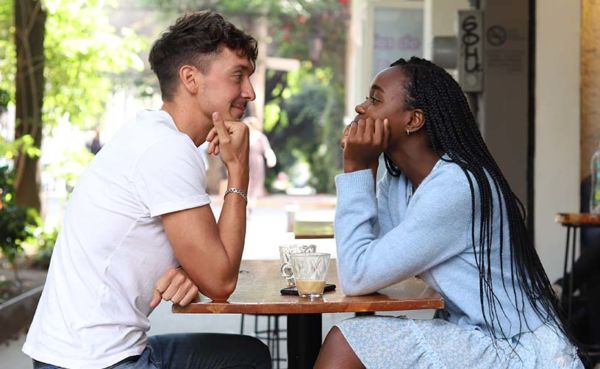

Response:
(197, 47), (256, 121)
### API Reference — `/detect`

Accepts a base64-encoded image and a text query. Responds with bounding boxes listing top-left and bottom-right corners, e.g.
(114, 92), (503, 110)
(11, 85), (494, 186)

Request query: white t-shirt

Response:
(23, 110), (211, 368)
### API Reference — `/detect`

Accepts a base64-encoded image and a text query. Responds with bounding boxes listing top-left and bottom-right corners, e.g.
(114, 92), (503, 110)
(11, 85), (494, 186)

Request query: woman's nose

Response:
(355, 103), (366, 114)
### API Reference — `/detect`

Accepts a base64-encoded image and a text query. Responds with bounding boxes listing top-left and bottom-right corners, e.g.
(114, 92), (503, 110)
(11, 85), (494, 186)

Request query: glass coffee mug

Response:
(290, 252), (331, 299)
(279, 244), (316, 287)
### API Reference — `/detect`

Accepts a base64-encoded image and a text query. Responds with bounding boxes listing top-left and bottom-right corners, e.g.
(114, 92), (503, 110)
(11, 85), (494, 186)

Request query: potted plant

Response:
(0, 165), (39, 287)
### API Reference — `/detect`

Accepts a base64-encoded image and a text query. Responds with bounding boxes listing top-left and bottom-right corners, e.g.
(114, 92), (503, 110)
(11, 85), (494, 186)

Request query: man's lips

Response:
(229, 105), (246, 119)
(232, 104), (246, 112)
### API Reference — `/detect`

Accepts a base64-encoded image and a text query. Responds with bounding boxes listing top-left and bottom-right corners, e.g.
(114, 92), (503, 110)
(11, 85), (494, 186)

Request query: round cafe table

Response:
(554, 213), (600, 321)
(555, 213), (600, 363)
(173, 260), (444, 369)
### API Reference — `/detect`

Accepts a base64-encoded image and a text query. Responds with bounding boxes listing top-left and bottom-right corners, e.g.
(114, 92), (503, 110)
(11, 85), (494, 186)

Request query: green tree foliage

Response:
(0, 1), (14, 94)
(139, 0), (274, 15)
(0, 1), (14, 84)
(261, 1), (348, 193)
(0, 0), (146, 130)
(0, 1), (17, 159)
(264, 64), (342, 192)
(0, 166), (39, 282)
(41, 0), (145, 128)
(0, 0), (145, 209)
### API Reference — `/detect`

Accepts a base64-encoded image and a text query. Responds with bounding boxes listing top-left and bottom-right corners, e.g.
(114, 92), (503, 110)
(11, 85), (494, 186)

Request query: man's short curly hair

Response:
(148, 11), (258, 100)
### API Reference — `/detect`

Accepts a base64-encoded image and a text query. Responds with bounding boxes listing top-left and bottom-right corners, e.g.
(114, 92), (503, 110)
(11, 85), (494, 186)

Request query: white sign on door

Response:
(372, 7), (423, 77)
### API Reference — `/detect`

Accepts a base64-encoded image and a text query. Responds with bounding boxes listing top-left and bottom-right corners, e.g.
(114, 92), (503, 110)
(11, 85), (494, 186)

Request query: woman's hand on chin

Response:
(342, 117), (389, 172)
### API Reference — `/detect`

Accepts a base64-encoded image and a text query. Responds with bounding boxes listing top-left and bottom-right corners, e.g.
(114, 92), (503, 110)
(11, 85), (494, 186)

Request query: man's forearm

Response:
(217, 167), (249, 274)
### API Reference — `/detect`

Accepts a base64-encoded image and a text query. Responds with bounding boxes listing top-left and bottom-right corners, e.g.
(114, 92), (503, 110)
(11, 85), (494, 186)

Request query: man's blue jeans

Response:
(33, 333), (272, 369)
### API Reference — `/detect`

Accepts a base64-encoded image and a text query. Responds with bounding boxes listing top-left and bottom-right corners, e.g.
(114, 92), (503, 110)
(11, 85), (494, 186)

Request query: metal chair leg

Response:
(251, 314), (287, 368)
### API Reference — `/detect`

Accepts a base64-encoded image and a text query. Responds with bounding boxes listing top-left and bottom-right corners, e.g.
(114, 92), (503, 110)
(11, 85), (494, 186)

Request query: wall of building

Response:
(535, 0), (581, 281)
(346, 0), (424, 119)
(581, 0), (600, 180)
(423, 0), (468, 61)
(479, 0), (530, 207)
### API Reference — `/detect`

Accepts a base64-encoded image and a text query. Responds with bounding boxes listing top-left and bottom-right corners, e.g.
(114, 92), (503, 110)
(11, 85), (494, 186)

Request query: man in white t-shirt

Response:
(23, 11), (271, 369)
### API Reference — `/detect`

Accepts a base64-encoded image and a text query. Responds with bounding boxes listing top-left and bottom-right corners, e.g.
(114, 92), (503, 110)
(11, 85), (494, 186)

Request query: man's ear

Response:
(178, 65), (200, 94)
(407, 109), (425, 133)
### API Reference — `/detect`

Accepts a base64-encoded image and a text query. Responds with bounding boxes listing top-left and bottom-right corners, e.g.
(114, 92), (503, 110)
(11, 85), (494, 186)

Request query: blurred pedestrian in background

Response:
(244, 116), (276, 212)
(86, 128), (103, 155)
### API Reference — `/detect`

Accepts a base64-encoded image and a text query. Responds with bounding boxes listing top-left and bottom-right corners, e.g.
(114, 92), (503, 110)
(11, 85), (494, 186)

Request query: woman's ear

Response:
(407, 109), (425, 133)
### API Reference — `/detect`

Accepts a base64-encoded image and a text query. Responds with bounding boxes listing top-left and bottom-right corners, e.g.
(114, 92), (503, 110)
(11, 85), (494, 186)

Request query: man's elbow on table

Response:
(197, 275), (238, 302)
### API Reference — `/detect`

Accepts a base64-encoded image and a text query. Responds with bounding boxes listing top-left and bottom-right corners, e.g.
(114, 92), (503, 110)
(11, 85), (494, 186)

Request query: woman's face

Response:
(354, 66), (414, 151)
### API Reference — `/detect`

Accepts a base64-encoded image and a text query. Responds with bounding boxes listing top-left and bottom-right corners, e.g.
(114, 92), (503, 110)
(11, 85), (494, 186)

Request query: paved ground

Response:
(0, 194), (435, 369)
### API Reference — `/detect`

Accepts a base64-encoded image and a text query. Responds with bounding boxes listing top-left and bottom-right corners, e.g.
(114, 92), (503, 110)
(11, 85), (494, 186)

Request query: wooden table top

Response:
(173, 259), (444, 315)
(555, 213), (600, 226)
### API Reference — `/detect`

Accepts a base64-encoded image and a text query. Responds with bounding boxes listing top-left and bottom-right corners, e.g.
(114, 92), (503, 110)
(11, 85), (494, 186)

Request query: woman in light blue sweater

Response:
(314, 57), (583, 369)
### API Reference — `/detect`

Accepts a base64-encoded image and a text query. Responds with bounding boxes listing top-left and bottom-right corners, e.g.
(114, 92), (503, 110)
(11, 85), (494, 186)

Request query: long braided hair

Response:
(385, 57), (570, 341)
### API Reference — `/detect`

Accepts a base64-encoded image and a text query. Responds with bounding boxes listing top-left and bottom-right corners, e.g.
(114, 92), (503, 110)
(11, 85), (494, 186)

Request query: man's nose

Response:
(243, 79), (256, 101)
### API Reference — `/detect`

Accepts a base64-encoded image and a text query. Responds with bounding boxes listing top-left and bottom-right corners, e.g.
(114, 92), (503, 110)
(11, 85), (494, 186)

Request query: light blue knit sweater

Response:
(334, 159), (545, 338)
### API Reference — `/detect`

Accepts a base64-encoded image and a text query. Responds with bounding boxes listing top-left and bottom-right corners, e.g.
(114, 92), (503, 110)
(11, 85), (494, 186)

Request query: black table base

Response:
(287, 314), (322, 369)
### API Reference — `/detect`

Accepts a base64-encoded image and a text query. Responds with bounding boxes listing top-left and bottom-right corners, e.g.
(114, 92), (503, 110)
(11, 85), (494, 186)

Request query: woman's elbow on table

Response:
(340, 281), (378, 296)
(340, 284), (363, 296)
(338, 272), (376, 296)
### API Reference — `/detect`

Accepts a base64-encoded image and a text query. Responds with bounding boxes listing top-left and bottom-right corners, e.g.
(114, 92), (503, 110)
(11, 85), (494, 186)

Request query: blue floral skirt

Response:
(336, 317), (583, 369)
